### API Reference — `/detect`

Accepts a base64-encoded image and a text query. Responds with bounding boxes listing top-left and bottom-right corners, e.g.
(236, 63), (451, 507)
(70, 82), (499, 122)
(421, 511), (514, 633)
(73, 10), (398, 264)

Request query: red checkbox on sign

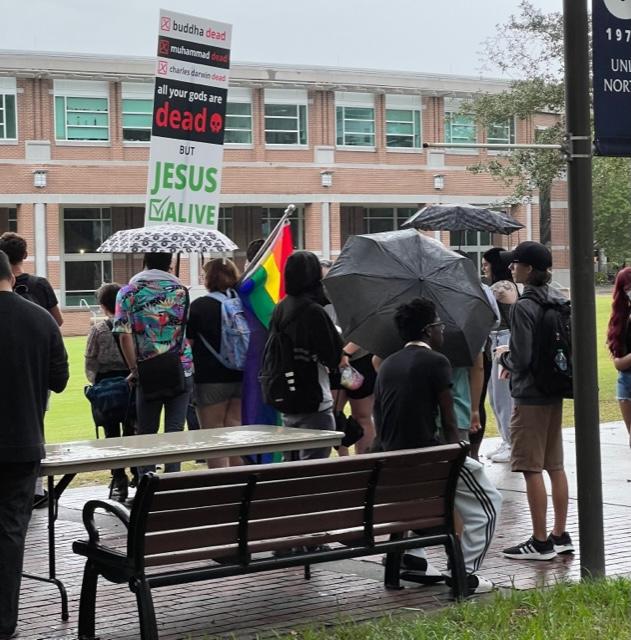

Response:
(159, 39), (170, 56)
(161, 17), (171, 31)
(157, 61), (168, 75)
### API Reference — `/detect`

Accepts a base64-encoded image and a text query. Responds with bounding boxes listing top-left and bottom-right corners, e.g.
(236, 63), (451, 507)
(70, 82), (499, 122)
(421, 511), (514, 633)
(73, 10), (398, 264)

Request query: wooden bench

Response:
(72, 443), (468, 640)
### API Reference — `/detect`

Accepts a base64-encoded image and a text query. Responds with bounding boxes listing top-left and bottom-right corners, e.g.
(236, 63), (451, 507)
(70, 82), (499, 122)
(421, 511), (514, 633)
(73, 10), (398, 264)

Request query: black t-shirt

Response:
(187, 295), (243, 384)
(14, 273), (58, 310)
(373, 346), (452, 452)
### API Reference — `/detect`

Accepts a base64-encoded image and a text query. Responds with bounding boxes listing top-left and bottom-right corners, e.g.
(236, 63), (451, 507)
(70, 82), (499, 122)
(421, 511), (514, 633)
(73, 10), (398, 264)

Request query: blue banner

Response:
(593, 0), (631, 156)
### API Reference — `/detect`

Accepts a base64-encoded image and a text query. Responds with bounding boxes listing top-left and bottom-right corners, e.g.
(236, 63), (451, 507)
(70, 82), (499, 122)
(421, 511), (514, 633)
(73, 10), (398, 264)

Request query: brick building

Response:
(0, 51), (569, 335)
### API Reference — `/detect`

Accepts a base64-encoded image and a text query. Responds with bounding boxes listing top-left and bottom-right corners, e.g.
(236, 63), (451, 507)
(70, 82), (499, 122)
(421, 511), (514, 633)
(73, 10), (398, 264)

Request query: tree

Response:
(466, 1), (567, 247)
(592, 157), (631, 266)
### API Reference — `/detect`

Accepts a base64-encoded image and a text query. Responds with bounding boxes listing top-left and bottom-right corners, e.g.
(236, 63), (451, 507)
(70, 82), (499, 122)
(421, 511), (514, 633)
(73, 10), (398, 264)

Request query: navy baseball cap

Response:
(500, 241), (552, 271)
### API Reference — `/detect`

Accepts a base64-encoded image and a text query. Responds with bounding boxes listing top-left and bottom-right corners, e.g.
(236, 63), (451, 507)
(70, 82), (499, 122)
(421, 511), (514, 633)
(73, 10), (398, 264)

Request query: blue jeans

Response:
(136, 376), (193, 474)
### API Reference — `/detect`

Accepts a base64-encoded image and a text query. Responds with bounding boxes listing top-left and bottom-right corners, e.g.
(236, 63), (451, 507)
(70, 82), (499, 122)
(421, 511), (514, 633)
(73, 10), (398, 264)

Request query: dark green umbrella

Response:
(323, 229), (496, 366)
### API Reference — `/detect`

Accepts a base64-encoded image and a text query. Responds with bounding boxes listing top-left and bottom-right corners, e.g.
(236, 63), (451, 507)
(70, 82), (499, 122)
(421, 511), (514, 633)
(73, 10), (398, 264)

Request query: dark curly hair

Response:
(394, 297), (437, 342)
(607, 267), (631, 357)
(0, 232), (27, 265)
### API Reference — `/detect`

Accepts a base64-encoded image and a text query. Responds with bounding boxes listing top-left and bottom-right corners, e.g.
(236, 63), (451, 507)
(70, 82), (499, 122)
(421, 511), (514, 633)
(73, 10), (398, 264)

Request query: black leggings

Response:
(470, 351), (492, 448)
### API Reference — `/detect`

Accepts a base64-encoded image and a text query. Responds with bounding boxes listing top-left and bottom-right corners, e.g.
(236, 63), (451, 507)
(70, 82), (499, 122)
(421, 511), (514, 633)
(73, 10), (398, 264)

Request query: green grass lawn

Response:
(269, 578), (631, 640)
(45, 294), (621, 444)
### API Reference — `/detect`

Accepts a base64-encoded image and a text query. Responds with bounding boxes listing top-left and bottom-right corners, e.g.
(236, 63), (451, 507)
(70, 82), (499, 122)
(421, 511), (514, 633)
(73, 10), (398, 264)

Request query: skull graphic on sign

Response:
(210, 113), (223, 134)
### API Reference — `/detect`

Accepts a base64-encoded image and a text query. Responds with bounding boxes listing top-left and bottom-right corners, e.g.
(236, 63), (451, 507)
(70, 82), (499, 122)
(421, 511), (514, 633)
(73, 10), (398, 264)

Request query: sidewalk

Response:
(17, 422), (631, 639)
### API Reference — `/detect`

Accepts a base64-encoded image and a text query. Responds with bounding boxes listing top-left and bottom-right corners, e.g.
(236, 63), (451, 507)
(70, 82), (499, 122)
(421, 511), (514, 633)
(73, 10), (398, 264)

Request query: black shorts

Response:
(345, 353), (377, 400)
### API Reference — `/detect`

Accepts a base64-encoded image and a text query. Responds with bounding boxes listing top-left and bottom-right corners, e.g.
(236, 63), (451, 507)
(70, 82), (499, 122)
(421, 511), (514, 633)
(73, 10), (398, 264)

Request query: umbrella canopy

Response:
(323, 229), (496, 367)
(402, 204), (524, 235)
(96, 224), (237, 254)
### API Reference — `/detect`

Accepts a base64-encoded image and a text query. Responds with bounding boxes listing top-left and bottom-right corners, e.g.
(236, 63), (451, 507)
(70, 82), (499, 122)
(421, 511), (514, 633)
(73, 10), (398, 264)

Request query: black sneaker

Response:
(503, 536), (557, 560)
(548, 531), (574, 554)
(399, 553), (445, 584)
(32, 491), (48, 510)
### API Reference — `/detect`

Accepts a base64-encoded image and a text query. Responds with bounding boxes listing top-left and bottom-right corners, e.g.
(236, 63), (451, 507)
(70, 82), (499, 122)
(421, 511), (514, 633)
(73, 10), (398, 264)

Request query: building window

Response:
(0, 85), (17, 140)
(336, 92), (375, 148)
(487, 118), (516, 145)
(0, 207), (17, 233)
(385, 95), (422, 149)
(218, 207), (233, 240)
(449, 230), (492, 272)
(54, 80), (110, 142)
(444, 98), (476, 147)
(62, 207), (112, 306)
(122, 99), (152, 141)
(364, 207), (417, 234)
(225, 88), (252, 145)
(262, 207), (304, 249)
(264, 89), (308, 146)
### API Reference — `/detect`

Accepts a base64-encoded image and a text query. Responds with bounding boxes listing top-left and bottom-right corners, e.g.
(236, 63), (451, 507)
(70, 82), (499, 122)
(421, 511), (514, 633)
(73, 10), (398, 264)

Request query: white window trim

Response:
(225, 87), (253, 147)
(60, 206), (113, 308)
(53, 80), (110, 143)
(264, 102), (308, 147)
(385, 94), (423, 150)
(0, 78), (18, 142)
(336, 102), (376, 149)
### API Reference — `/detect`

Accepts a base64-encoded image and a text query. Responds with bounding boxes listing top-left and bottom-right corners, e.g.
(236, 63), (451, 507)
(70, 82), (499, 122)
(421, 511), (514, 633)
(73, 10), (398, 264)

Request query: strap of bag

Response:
(106, 319), (128, 367)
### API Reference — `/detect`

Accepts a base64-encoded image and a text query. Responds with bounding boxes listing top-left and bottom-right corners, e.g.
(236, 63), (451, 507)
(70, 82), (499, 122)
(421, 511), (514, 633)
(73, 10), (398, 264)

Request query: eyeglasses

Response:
(424, 321), (445, 331)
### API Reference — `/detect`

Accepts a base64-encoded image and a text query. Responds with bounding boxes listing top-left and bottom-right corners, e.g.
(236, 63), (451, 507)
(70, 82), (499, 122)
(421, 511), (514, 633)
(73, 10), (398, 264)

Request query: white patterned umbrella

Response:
(97, 224), (238, 254)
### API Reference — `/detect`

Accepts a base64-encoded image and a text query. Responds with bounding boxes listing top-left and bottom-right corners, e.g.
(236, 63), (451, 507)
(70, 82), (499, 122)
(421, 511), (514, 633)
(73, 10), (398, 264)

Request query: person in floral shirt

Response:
(113, 252), (193, 474)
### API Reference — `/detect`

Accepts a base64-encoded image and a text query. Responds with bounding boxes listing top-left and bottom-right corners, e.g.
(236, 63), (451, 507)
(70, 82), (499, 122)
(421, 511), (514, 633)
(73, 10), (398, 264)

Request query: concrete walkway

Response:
(17, 422), (631, 639)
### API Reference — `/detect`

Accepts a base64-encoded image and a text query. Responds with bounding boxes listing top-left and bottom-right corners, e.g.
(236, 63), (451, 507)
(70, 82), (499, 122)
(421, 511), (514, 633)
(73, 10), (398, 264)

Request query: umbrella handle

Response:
(175, 253), (181, 278)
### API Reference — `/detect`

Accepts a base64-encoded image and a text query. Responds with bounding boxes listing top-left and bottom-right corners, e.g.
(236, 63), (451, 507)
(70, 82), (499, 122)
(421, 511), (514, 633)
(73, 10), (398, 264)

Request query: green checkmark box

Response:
(148, 197), (169, 221)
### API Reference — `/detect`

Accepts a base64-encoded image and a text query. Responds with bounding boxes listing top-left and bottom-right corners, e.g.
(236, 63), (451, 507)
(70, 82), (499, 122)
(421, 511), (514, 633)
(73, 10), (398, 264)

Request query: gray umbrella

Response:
(402, 203), (524, 235)
(323, 229), (496, 366)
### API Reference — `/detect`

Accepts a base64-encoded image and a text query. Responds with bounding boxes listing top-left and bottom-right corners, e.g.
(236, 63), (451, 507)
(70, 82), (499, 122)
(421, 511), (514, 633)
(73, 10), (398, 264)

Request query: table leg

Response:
(22, 473), (76, 622)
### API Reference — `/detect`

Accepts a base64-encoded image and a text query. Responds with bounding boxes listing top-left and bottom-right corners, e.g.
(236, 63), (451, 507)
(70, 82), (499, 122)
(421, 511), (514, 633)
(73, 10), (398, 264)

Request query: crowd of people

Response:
(0, 231), (581, 638)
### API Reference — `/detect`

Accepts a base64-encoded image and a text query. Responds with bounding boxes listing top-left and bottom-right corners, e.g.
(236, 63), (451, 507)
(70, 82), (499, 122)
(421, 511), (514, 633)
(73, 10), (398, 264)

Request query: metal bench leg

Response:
(304, 563), (311, 580)
(77, 561), (99, 640)
(445, 533), (467, 601)
(384, 533), (403, 590)
(134, 578), (159, 640)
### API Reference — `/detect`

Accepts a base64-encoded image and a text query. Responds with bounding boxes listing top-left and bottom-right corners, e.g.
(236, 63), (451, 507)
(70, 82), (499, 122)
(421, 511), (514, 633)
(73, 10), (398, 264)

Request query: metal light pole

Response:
(563, 0), (606, 578)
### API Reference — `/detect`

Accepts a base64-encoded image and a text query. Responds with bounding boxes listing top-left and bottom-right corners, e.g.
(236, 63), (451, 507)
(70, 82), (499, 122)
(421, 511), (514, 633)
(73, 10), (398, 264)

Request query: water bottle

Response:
(554, 349), (568, 372)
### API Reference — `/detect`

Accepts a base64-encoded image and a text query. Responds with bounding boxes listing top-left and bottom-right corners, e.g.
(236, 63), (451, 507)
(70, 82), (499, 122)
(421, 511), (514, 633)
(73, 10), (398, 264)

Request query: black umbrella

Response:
(323, 229), (496, 367)
(402, 203), (524, 235)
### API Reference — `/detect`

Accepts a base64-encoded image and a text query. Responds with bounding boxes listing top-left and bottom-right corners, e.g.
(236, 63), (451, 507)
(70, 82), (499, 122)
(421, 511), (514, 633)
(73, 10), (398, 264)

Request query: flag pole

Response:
(238, 203), (295, 284)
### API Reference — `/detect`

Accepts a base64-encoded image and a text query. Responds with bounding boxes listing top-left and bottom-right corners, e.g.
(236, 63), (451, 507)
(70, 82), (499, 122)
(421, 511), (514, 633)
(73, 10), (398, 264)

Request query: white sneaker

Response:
(485, 442), (503, 458)
(491, 443), (511, 463)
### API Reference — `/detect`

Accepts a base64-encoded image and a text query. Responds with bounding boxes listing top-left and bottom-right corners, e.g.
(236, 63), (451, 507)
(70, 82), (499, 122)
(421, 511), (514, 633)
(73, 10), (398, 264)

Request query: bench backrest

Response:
(128, 443), (468, 569)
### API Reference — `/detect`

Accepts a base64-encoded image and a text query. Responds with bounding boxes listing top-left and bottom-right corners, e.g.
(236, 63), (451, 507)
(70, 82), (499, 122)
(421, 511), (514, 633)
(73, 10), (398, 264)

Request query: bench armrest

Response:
(82, 499), (130, 545)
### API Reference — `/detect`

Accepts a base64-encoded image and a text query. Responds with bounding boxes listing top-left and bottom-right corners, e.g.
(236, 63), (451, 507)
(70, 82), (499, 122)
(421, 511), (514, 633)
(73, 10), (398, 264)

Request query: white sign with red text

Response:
(145, 9), (232, 229)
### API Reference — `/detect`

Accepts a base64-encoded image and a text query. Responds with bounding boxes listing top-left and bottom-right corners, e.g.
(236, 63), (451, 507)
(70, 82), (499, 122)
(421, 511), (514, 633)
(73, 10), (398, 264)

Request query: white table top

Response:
(42, 425), (342, 476)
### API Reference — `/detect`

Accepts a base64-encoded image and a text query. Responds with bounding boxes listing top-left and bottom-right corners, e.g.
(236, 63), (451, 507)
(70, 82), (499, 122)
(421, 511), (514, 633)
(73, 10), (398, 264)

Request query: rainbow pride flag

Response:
(237, 220), (293, 460)
(237, 221), (293, 328)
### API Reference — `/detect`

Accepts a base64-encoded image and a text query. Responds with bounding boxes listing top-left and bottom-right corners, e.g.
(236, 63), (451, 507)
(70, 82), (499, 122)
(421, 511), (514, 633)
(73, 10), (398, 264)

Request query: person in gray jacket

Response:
(495, 241), (574, 561)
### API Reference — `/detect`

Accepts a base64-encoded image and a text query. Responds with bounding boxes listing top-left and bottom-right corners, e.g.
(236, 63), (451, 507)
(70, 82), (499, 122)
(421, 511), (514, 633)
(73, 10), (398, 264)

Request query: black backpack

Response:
(524, 292), (573, 399)
(259, 303), (322, 414)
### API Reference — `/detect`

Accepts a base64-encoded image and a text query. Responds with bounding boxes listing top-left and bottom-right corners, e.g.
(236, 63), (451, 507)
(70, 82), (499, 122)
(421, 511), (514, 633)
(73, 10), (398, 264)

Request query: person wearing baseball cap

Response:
(493, 241), (574, 561)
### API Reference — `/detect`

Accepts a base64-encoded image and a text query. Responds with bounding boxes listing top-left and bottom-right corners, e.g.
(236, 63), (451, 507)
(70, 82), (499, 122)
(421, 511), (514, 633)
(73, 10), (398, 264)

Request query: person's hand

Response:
(493, 345), (509, 360)
(339, 354), (350, 369)
(469, 410), (481, 434)
(126, 369), (138, 386)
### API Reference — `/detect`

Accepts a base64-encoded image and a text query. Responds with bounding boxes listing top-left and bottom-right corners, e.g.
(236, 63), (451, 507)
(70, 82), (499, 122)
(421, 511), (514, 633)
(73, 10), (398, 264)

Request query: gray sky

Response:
(1, 0), (562, 76)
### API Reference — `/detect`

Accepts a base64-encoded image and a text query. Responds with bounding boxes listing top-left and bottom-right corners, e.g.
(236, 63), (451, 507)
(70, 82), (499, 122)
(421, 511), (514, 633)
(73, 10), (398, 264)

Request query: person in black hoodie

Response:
(0, 249), (69, 640)
(269, 251), (343, 459)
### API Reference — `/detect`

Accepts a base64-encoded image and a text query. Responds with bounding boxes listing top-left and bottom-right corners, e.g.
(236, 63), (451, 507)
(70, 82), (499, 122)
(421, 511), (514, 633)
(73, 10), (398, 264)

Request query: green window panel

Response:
(0, 94), (16, 139)
(56, 95), (109, 141)
(337, 106), (375, 147)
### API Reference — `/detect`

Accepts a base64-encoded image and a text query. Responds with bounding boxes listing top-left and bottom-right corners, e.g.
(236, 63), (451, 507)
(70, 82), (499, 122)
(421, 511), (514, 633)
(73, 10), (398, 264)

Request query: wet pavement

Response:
(17, 421), (631, 639)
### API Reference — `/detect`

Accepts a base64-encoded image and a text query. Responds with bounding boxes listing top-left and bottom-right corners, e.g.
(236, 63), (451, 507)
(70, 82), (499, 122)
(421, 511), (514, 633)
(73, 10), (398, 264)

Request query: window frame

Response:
(61, 206), (113, 307)
(385, 95), (422, 150)
(363, 206), (418, 234)
(444, 97), (478, 154)
(0, 78), (17, 142)
(487, 117), (516, 147)
(335, 92), (376, 150)
(225, 88), (253, 147)
(53, 80), (110, 144)
(121, 82), (153, 144)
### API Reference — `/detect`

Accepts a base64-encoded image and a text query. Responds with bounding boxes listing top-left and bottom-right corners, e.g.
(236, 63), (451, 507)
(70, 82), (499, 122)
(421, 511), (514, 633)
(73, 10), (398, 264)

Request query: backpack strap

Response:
(106, 319), (128, 369)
